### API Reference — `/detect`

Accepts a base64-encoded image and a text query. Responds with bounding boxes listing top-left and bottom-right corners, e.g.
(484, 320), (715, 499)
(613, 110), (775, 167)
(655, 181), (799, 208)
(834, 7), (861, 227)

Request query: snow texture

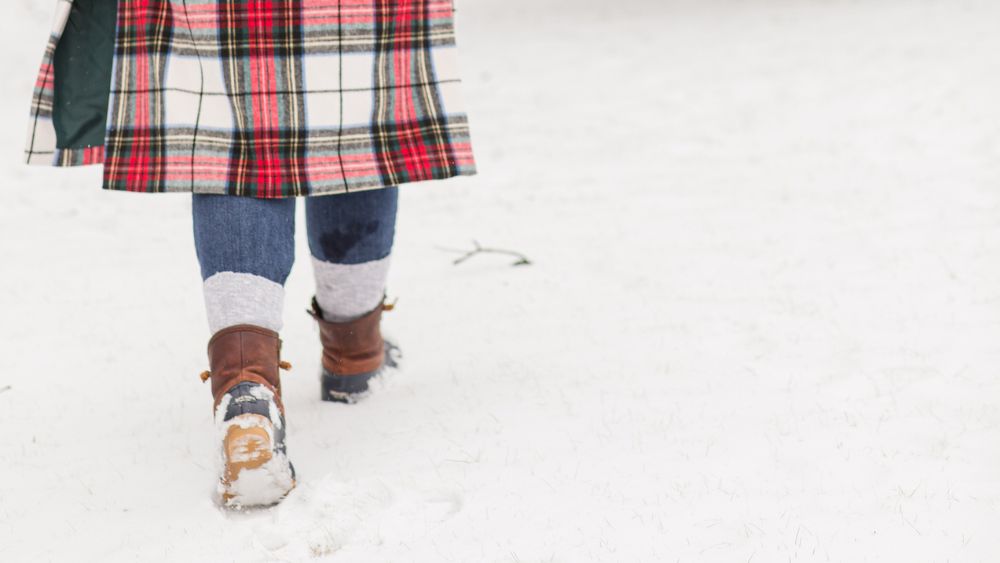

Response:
(2, 0), (1000, 561)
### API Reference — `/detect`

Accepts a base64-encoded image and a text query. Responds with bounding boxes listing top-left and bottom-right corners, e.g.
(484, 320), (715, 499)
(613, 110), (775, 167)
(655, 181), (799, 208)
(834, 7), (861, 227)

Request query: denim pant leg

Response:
(305, 187), (398, 321)
(192, 194), (296, 333)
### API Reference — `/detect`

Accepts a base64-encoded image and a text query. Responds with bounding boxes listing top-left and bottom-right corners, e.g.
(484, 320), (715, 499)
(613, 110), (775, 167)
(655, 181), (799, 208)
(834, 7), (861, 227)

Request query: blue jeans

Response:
(192, 188), (398, 332)
(193, 188), (398, 283)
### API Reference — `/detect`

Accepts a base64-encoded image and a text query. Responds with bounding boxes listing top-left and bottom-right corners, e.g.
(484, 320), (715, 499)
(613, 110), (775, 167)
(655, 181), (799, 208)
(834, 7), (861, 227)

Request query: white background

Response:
(2, 0), (1000, 561)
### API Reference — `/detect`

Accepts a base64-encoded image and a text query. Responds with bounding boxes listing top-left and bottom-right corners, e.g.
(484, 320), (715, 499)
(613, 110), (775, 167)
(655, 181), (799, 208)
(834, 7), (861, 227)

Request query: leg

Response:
(305, 186), (398, 321)
(305, 187), (399, 402)
(191, 194), (297, 507)
(192, 194), (296, 332)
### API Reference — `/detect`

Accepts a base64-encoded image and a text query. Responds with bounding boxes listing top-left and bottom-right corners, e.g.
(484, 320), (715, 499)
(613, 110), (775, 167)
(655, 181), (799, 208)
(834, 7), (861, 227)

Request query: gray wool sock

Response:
(311, 255), (391, 322)
(202, 272), (285, 333)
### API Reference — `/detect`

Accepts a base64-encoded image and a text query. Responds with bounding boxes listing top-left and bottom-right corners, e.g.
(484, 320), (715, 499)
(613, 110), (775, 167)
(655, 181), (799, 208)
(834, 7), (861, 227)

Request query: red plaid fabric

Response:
(26, 0), (476, 197)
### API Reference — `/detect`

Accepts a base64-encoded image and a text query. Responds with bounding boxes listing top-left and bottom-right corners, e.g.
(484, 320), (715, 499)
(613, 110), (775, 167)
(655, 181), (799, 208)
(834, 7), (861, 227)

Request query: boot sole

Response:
(220, 414), (295, 508)
(321, 371), (376, 404)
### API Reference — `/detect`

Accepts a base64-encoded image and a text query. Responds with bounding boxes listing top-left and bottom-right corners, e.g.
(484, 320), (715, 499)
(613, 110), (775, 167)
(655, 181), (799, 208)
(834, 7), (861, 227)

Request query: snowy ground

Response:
(3, 0), (1000, 561)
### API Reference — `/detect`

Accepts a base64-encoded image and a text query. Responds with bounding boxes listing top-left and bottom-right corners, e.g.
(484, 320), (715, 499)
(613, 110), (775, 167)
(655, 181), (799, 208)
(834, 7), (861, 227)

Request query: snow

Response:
(3, 0), (1000, 560)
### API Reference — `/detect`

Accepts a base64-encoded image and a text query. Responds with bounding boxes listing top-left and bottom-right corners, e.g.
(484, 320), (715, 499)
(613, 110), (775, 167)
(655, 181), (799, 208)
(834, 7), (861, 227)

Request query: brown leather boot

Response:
(200, 324), (295, 507)
(308, 297), (397, 403)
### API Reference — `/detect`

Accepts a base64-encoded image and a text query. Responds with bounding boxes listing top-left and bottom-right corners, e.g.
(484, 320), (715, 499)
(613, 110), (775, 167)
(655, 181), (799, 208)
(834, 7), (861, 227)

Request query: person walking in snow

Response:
(25, 0), (476, 507)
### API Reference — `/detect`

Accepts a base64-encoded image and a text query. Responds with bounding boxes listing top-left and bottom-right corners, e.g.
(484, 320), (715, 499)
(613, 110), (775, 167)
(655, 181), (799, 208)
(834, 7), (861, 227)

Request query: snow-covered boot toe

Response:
(201, 325), (296, 508)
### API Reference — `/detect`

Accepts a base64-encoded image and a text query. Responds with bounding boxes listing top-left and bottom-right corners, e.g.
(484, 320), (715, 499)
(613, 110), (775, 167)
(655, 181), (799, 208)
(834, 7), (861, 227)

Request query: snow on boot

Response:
(214, 382), (295, 508)
(201, 324), (295, 508)
(308, 297), (400, 404)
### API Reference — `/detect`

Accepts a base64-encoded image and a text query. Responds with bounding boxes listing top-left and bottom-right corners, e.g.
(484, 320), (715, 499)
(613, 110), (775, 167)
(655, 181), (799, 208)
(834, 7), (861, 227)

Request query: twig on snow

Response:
(438, 240), (532, 267)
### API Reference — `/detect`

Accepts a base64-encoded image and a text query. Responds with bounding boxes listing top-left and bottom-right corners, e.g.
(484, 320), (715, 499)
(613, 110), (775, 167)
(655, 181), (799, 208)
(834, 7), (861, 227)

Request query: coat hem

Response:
(96, 168), (477, 198)
(24, 145), (105, 167)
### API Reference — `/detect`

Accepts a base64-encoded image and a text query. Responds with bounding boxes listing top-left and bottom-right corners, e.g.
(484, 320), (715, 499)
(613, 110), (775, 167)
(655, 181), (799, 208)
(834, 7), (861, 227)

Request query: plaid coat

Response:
(25, 0), (476, 198)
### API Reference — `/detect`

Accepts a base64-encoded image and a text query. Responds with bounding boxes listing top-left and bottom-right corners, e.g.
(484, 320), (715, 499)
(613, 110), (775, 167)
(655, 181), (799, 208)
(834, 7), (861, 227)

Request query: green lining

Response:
(53, 0), (117, 149)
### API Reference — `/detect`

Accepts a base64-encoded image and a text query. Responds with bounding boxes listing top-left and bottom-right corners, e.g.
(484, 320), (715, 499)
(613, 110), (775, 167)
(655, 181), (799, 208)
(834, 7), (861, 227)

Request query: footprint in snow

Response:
(247, 475), (463, 559)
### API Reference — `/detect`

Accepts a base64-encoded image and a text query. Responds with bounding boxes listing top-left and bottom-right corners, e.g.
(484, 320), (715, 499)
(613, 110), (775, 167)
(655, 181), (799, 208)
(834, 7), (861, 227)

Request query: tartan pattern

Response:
(372, 0), (457, 185)
(24, 1), (72, 166)
(25, 0), (476, 198)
